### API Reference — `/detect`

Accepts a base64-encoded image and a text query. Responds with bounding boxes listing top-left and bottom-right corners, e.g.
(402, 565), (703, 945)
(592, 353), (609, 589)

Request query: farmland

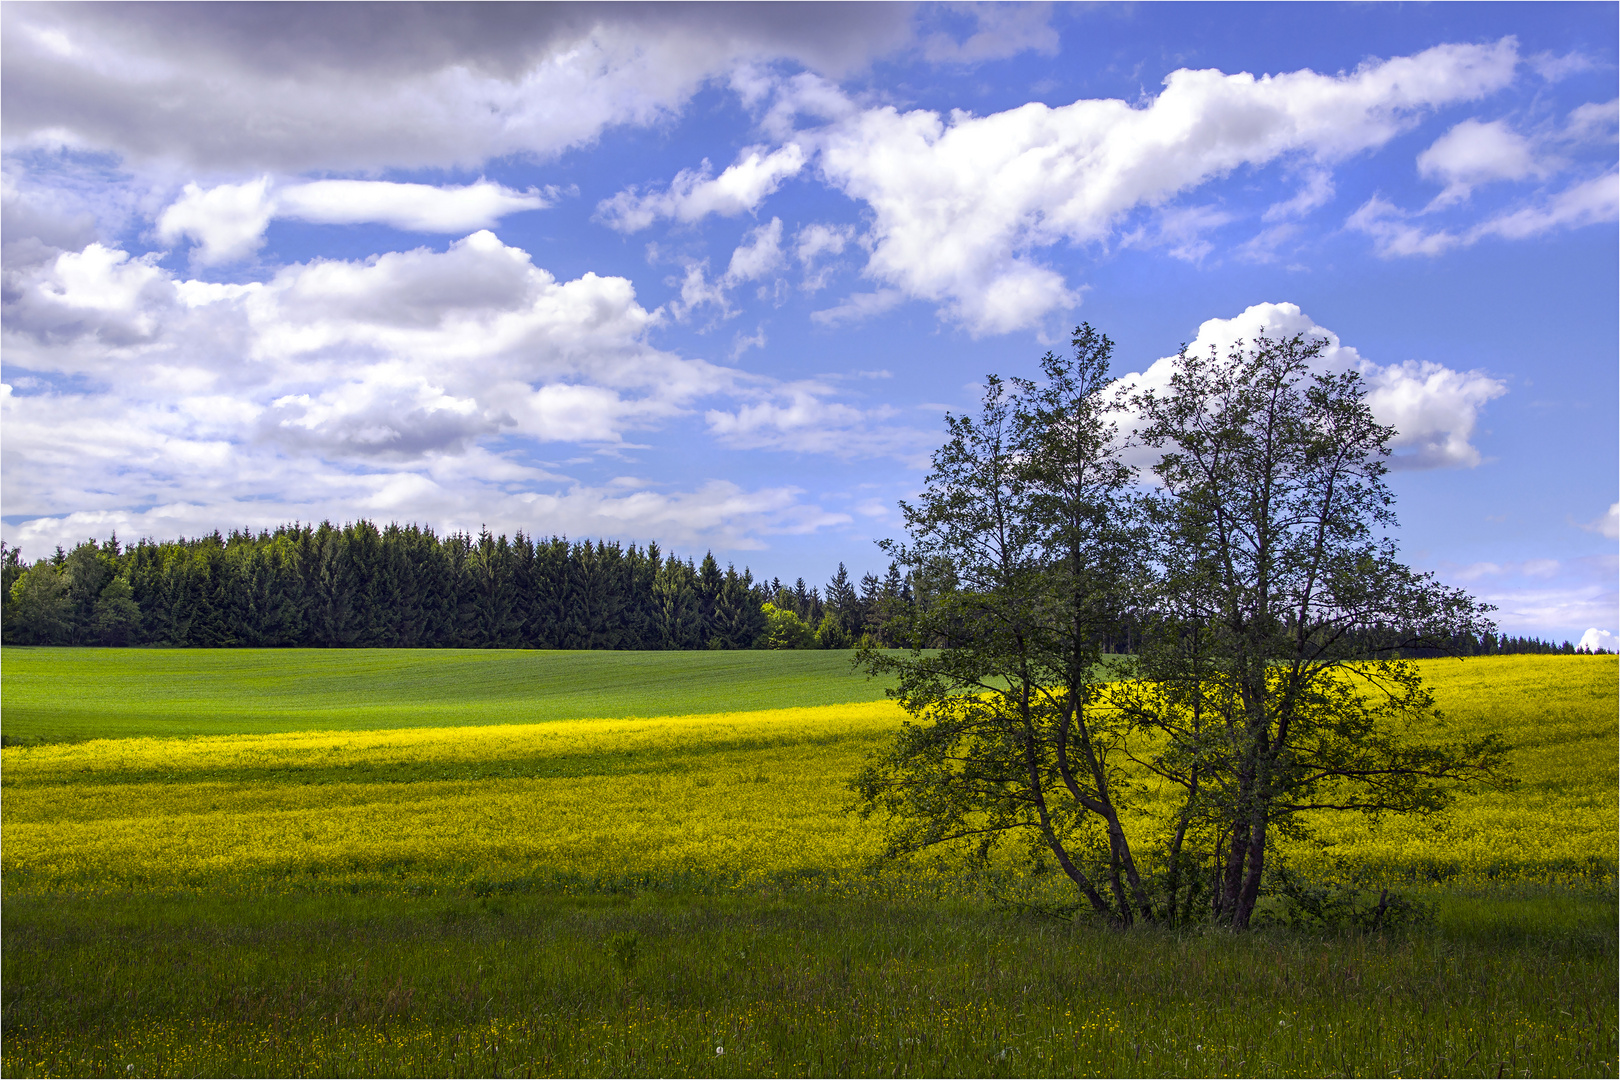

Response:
(0, 647), (894, 742)
(2, 651), (1616, 1077)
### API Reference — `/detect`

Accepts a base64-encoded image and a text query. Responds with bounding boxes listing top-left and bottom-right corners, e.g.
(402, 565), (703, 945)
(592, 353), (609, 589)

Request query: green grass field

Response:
(0, 647), (893, 742)
(2, 650), (1615, 1077)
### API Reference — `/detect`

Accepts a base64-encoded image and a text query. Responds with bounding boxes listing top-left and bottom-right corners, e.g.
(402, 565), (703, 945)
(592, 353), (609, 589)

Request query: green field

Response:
(0, 647), (893, 742)
(2, 650), (1615, 1077)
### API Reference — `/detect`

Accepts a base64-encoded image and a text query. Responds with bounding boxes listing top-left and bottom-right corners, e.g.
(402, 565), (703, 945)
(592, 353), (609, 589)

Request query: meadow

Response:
(2, 650), (1615, 1077)
(0, 647), (894, 742)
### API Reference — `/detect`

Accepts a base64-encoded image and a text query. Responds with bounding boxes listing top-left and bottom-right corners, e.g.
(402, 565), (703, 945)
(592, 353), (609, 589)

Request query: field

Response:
(0, 647), (894, 742)
(2, 650), (1615, 1077)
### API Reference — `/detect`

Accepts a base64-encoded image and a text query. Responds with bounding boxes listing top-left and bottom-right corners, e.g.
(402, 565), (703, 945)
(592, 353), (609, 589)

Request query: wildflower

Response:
(716, 1046), (724, 1055)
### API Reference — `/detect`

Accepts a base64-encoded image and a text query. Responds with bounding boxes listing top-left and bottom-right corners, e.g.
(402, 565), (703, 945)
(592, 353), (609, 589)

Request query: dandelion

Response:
(716, 1046), (724, 1056)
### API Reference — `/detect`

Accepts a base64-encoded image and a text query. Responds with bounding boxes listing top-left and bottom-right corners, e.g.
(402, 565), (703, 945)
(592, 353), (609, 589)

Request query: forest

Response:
(0, 522), (912, 651)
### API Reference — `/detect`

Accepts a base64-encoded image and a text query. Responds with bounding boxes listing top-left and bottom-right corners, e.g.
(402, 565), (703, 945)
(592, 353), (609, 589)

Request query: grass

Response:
(1, 651), (1615, 1076)
(0, 647), (894, 742)
(3, 890), (1614, 1078)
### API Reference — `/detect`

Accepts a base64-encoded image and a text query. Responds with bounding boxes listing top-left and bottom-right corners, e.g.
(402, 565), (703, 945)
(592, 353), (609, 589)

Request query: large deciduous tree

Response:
(854, 325), (1510, 929)
(1119, 331), (1507, 928)
(853, 325), (1151, 923)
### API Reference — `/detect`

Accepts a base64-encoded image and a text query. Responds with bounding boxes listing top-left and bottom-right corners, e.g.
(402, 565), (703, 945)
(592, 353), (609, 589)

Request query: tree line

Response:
(0, 523), (912, 651)
(0, 523), (1586, 658)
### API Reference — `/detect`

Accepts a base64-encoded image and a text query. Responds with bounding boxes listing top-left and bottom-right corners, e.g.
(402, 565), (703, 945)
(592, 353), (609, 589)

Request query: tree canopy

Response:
(854, 324), (1513, 928)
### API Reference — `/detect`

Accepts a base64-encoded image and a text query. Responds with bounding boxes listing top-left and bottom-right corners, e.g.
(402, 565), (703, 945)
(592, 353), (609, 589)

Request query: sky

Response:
(1, 2), (1615, 642)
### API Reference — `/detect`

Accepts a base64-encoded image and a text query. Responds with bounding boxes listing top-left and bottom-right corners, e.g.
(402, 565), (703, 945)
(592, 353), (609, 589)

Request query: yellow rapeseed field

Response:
(2, 704), (905, 896)
(2, 656), (1613, 898)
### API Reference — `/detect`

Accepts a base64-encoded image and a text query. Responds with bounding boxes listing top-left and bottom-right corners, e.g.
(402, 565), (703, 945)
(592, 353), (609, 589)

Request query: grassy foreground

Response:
(2, 652), (1615, 1077)
(5, 891), (1614, 1078)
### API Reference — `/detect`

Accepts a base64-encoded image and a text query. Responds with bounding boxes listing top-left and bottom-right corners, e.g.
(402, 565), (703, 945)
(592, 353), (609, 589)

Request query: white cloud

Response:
(3, 227), (914, 551)
(1360, 359), (1507, 469)
(1350, 170), (1620, 256)
(1577, 628), (1617, 653)
(1, 232), (741, 519)
(1262, 168), (1336, 222)
(1114, 302), (1505, 470)
(1121, 204), (1235, 263)
(1470, 169), (1619, 240)
(795, 221), (855, 264)
(1417, 118), (1543, 207)
(724, 217), (785, 283)
(1579, 503), (1620, 540)
(1563, 99), (1618, 142)
(156, 177), (549, 265)
(705, 380), (929, 461)
(1530, 50), (1597, 82)
(154, 177), (277, 264)
(918, 3), (1060, 64)
(806, 39), (1520, 334)
(1433, 553), (1618, 639)
(596, 145), (805, 233)
(276, 179), (549, 231)
(795, 221), (858, 292)
(810, 288), (904, 328)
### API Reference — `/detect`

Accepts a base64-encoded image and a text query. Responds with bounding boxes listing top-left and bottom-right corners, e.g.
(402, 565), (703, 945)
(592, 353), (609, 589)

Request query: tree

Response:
(853, 324), (1510, 929)
(6, 561), (73, 645)
(761, 602), (817, 649)
(1119, 330), (1509, 928)
(853, 325), (1151, 923)
(93, 574), (144, 645)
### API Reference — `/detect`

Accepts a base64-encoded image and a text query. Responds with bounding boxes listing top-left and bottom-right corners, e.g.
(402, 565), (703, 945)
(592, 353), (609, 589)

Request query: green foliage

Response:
(856, 324), (1513, 930)
(761, 603), (817, 649)
(813, 610), (852, 649)
(1128, 330), (1505, 927)
(6, 562), (74, 645)
(0, 523), (792, 652)
(856, 325), (1150, 923)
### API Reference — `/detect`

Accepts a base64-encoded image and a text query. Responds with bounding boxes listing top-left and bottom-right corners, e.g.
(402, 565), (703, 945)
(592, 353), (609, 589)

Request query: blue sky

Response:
(2, 2), (1615, 641)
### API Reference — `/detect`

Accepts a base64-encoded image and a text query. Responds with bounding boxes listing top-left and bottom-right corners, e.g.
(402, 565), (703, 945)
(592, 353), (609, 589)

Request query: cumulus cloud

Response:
(661, 219), (788, 322)
(794, 221), (858, 292)
(803, 39), (1519, 334)
(1113, 302), (1506, 470)
(156, 177), (549, 265)
(596, 144), (805, 232)
(1, 230), (740, 512)
(1577, 628), (1617, 653)
(2, 226), (913, 553)
(795, 222), (855, 264)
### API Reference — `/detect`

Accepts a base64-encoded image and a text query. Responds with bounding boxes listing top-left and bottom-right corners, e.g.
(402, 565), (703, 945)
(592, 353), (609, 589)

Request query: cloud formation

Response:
(801, 39), (1520, 333)
(1, 5), (917, 171)
(1350, 170), (1619, 256)
(1114, 302), (1506, 471)
(596, 145), (806, 232)
(156, 178), (550, 265)
(1417, 118), (1544, 206)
